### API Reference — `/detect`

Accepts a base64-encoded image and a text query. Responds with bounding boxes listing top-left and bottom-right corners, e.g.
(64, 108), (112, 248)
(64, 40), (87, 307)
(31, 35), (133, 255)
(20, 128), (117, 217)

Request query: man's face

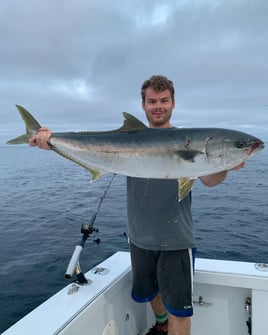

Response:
(142, 87), (175, 128)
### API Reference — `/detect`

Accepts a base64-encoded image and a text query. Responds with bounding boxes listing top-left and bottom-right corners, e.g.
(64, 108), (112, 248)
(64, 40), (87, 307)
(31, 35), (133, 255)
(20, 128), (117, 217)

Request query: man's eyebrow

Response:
(146, 97), (171, 101)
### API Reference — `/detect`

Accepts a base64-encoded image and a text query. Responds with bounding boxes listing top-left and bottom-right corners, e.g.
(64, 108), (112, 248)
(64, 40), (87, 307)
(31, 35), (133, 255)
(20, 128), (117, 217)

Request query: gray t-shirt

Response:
(127, 177), (195, 251)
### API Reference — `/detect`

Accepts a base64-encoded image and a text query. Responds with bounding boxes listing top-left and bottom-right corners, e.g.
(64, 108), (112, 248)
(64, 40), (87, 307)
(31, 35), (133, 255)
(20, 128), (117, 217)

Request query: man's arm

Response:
(200, 162), (245, 187)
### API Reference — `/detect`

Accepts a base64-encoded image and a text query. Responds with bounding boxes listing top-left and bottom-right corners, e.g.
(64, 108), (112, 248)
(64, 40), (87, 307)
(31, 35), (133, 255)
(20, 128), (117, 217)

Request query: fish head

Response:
(233, 137), (264, 158)
(223, 132), (265, 168)
(205, 129), (264, 170)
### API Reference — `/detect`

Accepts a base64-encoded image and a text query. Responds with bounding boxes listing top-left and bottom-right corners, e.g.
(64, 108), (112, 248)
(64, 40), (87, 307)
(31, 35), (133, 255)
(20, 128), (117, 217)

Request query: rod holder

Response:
(65, 219), (99, 283)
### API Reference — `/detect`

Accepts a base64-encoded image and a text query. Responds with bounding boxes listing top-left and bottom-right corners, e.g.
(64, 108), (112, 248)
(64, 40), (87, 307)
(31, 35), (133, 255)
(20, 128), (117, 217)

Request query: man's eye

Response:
(162, 99), (170, 103)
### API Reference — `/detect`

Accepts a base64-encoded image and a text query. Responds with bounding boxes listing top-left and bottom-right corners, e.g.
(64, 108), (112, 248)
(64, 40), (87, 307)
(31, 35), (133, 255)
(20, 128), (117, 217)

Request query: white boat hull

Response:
(3, 251), (268, 335)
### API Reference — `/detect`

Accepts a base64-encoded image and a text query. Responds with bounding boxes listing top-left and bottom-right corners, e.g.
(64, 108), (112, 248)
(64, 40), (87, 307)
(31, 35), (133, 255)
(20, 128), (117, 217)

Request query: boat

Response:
(3, 249), (268, 335)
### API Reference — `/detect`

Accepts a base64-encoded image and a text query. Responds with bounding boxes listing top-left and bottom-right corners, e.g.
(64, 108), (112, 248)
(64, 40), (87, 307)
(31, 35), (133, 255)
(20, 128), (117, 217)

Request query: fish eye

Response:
(235, 139), (248, 148)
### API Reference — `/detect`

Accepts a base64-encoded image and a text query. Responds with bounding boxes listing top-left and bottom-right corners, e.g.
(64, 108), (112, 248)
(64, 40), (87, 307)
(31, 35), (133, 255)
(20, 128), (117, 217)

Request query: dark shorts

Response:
(130, 242), (196, 317)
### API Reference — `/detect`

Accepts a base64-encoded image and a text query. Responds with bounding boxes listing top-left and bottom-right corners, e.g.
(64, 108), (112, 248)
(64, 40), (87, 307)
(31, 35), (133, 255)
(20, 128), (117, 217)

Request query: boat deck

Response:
(3, 251), (268, 335)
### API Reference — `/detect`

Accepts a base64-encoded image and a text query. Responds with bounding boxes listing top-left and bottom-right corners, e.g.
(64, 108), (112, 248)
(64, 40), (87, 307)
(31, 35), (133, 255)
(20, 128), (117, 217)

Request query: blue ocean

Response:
(0, 143), (267, 333)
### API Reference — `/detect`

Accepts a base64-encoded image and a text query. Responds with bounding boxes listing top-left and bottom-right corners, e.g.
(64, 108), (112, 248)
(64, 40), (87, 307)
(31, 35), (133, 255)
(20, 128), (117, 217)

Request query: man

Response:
(29, 75), (244, 335)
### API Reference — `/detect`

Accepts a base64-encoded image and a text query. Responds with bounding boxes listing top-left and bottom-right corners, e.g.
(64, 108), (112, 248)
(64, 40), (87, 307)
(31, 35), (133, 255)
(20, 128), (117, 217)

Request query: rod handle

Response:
(65, 245), (83, 279)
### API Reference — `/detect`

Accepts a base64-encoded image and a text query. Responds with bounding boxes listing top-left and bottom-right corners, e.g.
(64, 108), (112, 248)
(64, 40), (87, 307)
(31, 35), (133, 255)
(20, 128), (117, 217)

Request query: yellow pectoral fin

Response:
(178, 178), (195, 201)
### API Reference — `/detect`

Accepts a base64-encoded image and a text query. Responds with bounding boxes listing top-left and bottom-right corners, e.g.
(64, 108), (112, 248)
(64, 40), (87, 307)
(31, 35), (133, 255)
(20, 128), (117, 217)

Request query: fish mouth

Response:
(247, 139), (265, 156)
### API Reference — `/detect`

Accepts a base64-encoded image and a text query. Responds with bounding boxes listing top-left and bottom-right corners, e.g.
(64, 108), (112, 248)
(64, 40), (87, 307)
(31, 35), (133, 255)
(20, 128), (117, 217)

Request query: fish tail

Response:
(6, 105), (42, 144)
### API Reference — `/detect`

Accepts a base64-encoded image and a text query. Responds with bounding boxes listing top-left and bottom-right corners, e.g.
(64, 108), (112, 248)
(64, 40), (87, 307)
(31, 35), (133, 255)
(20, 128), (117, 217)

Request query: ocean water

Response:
(0, 144), (267, 332)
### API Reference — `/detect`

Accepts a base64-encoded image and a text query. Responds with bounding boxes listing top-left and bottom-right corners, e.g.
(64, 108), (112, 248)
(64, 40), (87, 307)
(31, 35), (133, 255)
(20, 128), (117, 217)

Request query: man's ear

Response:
(141, 101), (145, 111)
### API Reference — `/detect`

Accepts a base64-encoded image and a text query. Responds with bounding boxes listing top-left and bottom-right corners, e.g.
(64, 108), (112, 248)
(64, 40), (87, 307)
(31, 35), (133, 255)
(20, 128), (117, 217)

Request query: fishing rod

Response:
(65, 174), (115, 283)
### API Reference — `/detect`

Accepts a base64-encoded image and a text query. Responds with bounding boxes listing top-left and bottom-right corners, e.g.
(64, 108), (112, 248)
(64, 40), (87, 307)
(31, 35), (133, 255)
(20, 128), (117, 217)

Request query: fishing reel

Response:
(81, 223), (101, 245)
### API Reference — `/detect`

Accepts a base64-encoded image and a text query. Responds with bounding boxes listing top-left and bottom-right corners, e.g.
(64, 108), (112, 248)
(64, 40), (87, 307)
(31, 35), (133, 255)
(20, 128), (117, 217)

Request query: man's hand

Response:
(29, 127), (52, 150)
(200, 162), (246, 187)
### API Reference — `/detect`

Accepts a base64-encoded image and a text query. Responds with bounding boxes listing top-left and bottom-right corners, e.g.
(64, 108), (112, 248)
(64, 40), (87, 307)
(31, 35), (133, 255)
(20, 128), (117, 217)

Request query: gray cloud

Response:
(1, 0), (267, 140)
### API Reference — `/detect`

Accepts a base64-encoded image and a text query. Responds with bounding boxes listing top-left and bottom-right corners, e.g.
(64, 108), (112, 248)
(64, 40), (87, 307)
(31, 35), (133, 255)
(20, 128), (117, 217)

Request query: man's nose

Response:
(155, 100), (164, 108)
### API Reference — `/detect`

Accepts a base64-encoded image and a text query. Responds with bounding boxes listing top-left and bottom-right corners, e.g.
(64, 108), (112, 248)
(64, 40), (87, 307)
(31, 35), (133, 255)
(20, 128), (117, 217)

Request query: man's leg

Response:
(150, 293), (167, 316)
(168, 314), (191, 335)
(150, 294), (191, 335)
(155, 249), (195, 335)
(149, 294), (168, 332)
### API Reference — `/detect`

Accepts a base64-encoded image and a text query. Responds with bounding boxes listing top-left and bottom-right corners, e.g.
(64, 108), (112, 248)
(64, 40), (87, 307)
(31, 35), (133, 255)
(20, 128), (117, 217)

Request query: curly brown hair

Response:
(141, 75), (175, 102)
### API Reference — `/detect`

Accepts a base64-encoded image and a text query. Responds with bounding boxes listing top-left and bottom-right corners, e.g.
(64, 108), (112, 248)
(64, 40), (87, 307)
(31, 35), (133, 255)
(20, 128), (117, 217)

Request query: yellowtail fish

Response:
(7, 105), (264, 200)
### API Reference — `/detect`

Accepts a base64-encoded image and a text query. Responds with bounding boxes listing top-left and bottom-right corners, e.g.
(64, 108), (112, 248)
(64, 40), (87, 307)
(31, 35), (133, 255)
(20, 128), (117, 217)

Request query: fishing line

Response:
(93, 173), (116, 225)
(83, 173), (116, 241)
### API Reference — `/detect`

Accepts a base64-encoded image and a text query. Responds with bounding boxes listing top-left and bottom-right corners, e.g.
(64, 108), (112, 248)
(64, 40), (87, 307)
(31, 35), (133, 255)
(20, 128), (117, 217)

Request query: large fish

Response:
(7, 105), (264, 200)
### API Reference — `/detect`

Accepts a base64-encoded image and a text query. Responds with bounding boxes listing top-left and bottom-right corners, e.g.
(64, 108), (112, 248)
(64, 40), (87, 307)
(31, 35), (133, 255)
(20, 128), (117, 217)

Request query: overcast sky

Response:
(1, 0), (268, 141)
